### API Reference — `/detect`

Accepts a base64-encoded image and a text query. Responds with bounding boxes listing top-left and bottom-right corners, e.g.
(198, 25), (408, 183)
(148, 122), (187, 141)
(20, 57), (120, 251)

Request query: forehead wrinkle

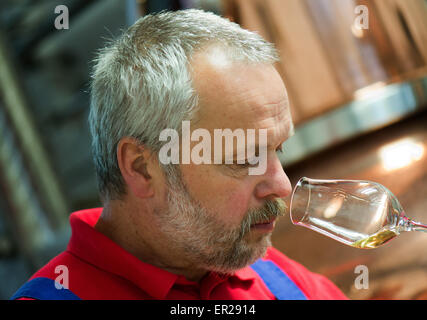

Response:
(259, 105), (293, 148)
(245, 99), (290, 129)
(220, 107), (291, 153)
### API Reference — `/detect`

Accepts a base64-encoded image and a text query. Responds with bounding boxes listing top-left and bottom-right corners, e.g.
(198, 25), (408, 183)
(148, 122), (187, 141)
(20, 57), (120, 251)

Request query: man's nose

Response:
(254, 156), (292, 200)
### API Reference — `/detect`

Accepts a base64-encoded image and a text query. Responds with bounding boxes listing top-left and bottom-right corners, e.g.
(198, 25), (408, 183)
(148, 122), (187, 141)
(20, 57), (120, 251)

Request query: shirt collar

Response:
(233, 265), (259, 281)
(66, 208), (257, 299)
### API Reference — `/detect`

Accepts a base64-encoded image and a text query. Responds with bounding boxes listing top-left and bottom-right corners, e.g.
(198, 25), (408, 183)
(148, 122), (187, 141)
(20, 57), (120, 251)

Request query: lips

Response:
(250, 218), (277, 232)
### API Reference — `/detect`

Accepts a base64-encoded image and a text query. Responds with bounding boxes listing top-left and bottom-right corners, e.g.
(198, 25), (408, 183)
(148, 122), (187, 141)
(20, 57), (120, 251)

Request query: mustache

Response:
(240, 198), (287, 236)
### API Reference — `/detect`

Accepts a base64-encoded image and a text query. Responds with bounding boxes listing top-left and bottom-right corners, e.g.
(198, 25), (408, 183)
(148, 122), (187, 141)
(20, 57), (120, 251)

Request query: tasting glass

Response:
(290, 177), (427, 249)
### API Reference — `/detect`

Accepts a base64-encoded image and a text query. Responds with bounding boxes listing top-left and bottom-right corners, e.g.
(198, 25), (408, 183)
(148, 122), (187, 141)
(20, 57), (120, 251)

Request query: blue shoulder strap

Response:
(250, 259), (307, 300)
(10, 277), (81, 300)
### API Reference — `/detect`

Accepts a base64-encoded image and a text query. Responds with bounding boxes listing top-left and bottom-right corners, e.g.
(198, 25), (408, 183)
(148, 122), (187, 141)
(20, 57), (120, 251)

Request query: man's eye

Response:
(233, 146), (284, 169)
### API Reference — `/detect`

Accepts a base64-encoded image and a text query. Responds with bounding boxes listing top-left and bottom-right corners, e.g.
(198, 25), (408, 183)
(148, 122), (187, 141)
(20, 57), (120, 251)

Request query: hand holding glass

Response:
(290, 177), (427, 249)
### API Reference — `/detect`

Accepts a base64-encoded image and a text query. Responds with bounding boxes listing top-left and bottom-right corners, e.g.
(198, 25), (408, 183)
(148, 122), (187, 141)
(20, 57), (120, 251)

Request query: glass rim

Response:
(290, 176), (311, 225)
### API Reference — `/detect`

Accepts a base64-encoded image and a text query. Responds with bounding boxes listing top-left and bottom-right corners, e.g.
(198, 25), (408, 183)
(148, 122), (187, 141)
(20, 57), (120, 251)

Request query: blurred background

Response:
(0, 0), (426, 300)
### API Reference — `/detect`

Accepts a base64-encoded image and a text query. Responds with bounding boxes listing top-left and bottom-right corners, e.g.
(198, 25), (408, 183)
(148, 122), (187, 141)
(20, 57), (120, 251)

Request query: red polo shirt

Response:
(20, 208), (347, 300)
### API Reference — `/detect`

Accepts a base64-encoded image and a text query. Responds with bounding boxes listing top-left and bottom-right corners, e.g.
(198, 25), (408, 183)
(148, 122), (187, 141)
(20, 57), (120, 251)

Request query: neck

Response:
(94, 200), (208, 282)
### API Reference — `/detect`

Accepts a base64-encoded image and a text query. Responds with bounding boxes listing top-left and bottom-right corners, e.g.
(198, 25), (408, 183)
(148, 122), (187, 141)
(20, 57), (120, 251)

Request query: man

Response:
(12, 9), (347, 300)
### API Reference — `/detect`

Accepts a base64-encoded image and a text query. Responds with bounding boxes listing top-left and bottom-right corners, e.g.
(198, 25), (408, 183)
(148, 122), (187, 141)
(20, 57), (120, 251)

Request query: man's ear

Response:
(117, 137), (155, 198)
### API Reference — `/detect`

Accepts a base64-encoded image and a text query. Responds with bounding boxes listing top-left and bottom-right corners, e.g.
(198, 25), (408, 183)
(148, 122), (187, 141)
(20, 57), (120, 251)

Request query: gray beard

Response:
(157, 167), (286, 275)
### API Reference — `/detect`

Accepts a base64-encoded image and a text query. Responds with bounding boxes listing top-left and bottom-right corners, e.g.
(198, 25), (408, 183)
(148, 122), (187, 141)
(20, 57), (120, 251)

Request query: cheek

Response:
(222, 190), (251, 224)
(180, 164), (254, 223)
(201, 186), (251, 228)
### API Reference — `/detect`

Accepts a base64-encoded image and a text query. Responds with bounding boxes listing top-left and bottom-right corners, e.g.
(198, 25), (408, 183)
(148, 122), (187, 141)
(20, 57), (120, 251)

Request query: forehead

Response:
(190, 49), (292, 142)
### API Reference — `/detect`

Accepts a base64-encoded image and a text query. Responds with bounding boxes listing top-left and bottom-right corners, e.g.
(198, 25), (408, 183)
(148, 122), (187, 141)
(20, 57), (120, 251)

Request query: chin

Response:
(209, 236), (272, 275)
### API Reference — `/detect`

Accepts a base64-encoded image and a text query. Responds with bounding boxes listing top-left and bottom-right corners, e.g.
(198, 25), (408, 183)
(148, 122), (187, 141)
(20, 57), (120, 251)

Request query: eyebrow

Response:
(273, 121), (295, 149)
(229, 122), (295, 159)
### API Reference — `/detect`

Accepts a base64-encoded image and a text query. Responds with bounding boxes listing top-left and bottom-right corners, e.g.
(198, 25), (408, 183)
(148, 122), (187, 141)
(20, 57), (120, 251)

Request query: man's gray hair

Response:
(89, 9), (279, 202)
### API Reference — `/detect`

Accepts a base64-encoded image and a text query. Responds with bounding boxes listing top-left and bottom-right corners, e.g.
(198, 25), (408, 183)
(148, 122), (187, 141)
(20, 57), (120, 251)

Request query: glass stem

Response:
(409, 220), (427, 233)
(399, 216), (427, 233)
